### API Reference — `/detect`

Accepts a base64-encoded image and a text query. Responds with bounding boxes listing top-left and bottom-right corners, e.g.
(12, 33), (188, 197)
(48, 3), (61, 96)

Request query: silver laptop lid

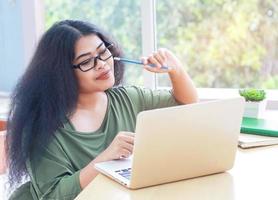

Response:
(129, 97), (245, 188)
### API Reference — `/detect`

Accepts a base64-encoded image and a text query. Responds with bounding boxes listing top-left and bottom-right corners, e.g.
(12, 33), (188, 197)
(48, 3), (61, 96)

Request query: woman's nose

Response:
(94, 58), (106, 70)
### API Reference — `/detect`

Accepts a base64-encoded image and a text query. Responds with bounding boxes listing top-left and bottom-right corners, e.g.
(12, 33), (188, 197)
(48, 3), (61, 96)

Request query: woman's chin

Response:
(101, 78), (115, 91)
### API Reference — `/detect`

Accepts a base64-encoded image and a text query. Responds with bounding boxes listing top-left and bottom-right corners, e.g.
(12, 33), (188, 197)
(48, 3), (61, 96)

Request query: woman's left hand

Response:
(141, 48), (183, 74)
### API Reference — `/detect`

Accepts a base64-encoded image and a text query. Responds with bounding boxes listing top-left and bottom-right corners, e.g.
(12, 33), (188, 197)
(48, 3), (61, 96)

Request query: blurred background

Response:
(1, 0), (278, 93)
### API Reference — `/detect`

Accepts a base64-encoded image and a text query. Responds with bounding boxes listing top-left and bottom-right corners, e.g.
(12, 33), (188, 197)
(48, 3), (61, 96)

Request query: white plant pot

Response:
(243, 100), (266, 118)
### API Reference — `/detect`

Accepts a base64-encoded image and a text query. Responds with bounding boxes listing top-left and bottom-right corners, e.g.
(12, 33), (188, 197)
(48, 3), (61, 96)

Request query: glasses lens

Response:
(99, 48), (112, 60)
(80, 58), (95, 71)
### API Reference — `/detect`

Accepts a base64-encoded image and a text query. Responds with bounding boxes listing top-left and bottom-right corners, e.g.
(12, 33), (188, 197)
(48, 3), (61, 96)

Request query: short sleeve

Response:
(125, 86), (180, 111)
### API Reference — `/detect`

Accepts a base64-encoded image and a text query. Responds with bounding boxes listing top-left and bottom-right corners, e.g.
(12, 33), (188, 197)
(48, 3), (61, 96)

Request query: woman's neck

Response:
(76, 91), (107, 110)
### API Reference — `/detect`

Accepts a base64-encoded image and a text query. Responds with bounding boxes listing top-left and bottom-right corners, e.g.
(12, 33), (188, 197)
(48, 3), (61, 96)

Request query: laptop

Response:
(95, 97), (245, 189)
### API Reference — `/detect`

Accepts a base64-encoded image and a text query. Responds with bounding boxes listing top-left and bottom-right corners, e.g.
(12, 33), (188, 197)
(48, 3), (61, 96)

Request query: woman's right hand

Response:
(80, 132), (134, 189)
(96, 131), (135, 162)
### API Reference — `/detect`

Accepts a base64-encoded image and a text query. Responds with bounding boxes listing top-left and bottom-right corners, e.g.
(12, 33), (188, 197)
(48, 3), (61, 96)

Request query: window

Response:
(44, 0), (143, 86)
(156, 0), (278, 89)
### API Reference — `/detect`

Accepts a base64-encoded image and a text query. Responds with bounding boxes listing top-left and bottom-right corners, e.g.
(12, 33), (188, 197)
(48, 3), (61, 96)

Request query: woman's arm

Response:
(168, 65), (198, 104)
(142, 48), (198, 104)
(79, 131), (134, 189)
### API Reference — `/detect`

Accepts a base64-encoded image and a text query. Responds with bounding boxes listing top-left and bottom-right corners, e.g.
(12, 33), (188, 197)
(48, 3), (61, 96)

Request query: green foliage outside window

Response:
(157, 0), (278, 88)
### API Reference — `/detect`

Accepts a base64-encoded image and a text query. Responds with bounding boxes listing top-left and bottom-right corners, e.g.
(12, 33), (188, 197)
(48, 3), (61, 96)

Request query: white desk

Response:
(75, 146), (278, 200)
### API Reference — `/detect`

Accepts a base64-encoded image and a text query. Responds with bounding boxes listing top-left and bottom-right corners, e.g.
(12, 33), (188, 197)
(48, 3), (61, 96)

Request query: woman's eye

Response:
(81, 59), (91, 66)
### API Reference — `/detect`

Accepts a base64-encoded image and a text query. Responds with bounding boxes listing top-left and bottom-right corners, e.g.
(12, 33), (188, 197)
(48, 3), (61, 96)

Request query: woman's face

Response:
(73, 34), (115, 93)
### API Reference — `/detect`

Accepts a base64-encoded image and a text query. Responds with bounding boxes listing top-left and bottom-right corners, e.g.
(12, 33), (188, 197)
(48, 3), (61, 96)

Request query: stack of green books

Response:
(239, 117), (278, 148)
(241, 117), (278, 137)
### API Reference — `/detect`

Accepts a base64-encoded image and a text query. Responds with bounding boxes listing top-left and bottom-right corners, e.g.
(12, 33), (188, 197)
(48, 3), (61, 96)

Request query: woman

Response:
(7, 20), (198, 199)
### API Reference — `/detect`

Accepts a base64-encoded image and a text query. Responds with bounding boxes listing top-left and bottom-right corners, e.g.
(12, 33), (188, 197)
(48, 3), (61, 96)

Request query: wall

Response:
(0, 0), (44, 93)
(0, 0), (24, 92)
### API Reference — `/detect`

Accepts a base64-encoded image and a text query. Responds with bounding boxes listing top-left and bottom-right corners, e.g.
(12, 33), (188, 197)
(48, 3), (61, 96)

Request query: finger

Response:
(119, 149), (131, 159)
(121, 135), (135, 145)
(118, 132), (135, 144)
(120, 131), (135, 137)
(148, 55), (161, 68)
(153, 52), (165, 66)
(140, 57), (148, 65)
(157, 49), (167, 64)
(144, 65), (168, 73)
(141, 56), (164, 73)
(141, 57), (151, 71)
(121, 142), (134, 153)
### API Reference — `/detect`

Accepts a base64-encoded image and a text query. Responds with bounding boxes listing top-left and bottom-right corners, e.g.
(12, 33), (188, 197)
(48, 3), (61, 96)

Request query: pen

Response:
(113, 57), (171, 70)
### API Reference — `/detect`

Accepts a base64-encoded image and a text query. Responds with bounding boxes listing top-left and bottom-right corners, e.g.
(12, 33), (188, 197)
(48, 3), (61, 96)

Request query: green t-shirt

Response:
(10, 86), (180, 200)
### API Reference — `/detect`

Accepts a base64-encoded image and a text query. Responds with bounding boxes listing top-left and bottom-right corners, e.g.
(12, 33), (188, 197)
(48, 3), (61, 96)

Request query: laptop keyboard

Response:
(115, 168), (132, 180)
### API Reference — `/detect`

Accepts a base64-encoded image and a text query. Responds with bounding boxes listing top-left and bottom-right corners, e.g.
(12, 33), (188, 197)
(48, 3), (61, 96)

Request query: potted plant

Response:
(239, 88), (266, 118)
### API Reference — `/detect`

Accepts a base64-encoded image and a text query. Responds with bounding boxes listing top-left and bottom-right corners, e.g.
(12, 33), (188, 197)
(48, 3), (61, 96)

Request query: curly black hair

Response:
(7, 20), (125, 187)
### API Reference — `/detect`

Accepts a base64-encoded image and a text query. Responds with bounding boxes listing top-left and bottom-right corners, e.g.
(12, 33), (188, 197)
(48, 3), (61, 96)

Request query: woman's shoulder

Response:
(107, 85), (148, 98)
(106, 86), (147, 112)
(108, 85), (143, 93)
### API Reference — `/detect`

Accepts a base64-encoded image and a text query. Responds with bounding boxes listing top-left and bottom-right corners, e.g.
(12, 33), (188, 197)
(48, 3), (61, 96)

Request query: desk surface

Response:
(75, 146), (278, 200)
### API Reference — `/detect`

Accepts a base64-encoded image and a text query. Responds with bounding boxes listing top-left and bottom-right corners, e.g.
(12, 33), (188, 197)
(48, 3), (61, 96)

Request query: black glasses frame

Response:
(73, 42), (113, 72)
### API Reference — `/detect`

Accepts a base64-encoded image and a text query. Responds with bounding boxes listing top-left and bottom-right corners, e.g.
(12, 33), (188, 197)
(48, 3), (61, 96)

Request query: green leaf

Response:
(239, 88), (266, 101)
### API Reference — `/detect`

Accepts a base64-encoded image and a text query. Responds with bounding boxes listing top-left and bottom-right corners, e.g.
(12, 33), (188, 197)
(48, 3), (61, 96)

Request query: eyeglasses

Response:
(73, 42), (113, 72)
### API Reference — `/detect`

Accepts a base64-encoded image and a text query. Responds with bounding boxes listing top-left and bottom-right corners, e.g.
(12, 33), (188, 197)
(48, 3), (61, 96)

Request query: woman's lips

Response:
(96, 70), (110, 80)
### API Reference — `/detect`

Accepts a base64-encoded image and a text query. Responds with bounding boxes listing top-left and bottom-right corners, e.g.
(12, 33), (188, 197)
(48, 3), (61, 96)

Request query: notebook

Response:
(241, 117), (278, 137)
(95, 97), (245, 189)
(238, 133), (278, 149)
